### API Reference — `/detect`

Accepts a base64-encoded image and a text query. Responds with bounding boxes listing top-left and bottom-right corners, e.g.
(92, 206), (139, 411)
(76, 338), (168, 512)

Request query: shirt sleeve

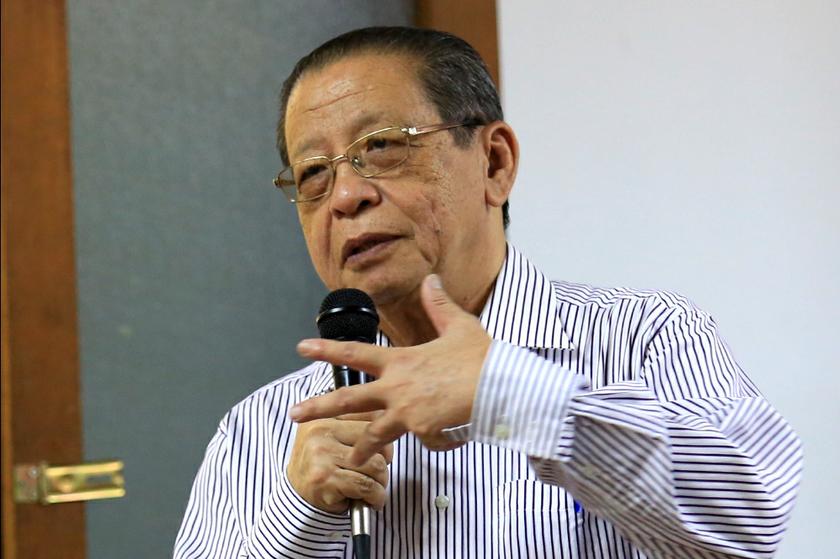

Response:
(470, 306), (803, 559)
(244, 468), (352, 558)
(173, 417), (247, 558)
(174, 380), (353, 559)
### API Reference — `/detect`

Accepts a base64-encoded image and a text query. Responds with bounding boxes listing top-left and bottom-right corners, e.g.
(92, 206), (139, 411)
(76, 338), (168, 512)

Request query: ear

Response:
(480, 121), (519, 208)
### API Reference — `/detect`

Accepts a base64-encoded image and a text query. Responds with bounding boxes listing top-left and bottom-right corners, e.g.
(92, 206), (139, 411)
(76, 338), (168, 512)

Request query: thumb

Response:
(421, 274), (465, 336)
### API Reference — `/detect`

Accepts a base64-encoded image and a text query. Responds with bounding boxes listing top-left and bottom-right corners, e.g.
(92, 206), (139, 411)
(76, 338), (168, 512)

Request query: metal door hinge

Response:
(13, 460), (125, 505)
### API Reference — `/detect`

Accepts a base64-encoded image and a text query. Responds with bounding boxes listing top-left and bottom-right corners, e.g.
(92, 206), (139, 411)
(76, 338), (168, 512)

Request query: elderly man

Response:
(175, 27), (802, 559)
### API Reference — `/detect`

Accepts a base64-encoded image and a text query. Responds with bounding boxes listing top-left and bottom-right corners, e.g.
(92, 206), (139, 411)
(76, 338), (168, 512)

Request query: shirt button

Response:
(328, 531), (343, 541)
(494, 423), (511, 440)
(434, 495), (450, 510)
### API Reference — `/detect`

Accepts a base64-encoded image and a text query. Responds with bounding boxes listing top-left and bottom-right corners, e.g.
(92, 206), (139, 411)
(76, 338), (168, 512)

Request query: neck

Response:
(378, 241), (507, 347)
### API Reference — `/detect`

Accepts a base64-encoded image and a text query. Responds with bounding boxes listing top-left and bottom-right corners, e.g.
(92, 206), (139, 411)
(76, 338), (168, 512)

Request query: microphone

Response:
(316, 288), (379, 559)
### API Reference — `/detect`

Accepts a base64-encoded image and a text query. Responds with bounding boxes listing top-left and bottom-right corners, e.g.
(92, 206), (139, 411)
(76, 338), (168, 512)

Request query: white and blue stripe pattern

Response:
(174, 244), (802, 558)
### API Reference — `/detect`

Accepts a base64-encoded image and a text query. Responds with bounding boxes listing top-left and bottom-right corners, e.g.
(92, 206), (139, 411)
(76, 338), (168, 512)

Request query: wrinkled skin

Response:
(287, 412), (393, 513)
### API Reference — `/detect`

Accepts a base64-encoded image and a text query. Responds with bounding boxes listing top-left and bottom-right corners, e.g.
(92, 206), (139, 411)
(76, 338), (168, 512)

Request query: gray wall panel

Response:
(67, 2), (413, 556)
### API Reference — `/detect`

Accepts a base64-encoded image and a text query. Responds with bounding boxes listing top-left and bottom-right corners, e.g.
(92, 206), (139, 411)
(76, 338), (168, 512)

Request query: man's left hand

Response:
(290, 274), (491, 467)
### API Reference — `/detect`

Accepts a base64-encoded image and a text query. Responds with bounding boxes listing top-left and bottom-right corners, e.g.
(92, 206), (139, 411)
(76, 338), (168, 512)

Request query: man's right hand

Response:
(287, 411), (393, 514)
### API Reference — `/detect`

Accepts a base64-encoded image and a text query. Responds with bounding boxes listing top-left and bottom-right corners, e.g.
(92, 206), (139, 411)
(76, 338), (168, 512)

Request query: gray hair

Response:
(276, 26), (509, 228)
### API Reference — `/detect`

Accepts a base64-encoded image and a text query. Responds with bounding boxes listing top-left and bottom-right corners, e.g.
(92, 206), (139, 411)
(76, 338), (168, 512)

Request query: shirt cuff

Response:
(277, 471), (351, 531)
(441, 423), (471, 442)
(470, 341), (587, 458)
(246, 470), (352, 557)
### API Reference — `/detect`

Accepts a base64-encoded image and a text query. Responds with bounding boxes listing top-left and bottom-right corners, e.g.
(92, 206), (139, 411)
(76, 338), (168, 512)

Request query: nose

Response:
(328, 160), (381, 217)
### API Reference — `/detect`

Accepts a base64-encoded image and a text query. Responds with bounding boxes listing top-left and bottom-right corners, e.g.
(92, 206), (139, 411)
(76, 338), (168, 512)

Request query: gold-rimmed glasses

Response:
(273, 122), (473, 203)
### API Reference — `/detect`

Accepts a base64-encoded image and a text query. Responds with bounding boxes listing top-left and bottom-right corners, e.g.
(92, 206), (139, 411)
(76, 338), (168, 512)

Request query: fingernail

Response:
(297, 339), (318, 354)
(289, 405), (302, 421)
(427, 274), (442, 290)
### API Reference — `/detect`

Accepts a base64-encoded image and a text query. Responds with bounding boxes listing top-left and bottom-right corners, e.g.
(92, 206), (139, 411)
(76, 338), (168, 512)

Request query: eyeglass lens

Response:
(286, 128), (410, 201)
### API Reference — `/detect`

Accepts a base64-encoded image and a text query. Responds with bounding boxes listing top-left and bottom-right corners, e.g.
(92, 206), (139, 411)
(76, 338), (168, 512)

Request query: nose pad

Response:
(329, 161), (380, 216)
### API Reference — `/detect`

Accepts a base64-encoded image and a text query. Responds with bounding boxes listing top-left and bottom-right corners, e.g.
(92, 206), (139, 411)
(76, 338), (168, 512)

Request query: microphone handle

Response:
(332, 364), (372, 559)
(333, 364), (367, 389)
(351, 501), (371, 559)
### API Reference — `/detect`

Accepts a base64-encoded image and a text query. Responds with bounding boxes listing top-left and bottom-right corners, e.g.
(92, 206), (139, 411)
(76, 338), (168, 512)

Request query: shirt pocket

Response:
(497, 479), (580, 559)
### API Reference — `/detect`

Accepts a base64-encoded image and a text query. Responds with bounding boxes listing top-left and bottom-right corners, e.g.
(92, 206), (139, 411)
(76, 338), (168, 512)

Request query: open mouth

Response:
(342, 233), (401, 265)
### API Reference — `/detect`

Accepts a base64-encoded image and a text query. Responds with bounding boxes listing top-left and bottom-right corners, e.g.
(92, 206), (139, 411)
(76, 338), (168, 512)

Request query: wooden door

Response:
(416, 0), (500, 87)
(2, 0), (86, 557)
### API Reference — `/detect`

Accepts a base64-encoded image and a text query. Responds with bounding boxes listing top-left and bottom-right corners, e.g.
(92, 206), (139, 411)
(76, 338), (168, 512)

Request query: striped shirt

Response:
(174, 244), (802, 558)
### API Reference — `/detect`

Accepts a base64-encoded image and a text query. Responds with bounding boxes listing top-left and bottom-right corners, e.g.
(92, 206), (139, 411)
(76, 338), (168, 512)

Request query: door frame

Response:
(2, 0), (86, 557)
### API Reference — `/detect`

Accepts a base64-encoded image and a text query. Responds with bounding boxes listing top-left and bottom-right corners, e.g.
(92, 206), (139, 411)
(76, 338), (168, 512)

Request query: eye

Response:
(365, 135), (396, 152)
(297, 163), (328, 184)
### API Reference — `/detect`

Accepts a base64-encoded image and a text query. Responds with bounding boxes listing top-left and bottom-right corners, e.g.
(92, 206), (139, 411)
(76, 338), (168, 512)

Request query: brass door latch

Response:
(13, 460), (125, 505)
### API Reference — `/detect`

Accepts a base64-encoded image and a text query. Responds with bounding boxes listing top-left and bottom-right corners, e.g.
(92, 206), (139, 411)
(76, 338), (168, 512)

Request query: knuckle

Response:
(333, 388), (354, 413)
(308, 465), (331, 485)
(415, 422), (436, 440)
(362, 410), (384, 422)
(302, 419), (329, 438)
(366, 422), (385, 439)
(355, 475), (376, 494)
(375, 467), (390, 488)
(383, 443), (395, 464)
(391, 353), (415, 371)
(392, 400), (413, 416)
(370, 454), (387, 473)
(372, 489), (387, 510)
(321, 492), (348, 511)
(310, 440), (331, 454)
(295, 422), (315, 439)
(340, 344), (357, 363)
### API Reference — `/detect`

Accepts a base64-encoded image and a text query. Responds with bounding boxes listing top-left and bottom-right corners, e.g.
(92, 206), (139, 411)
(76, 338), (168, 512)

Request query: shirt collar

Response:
(376, 243), (574, 351)
(477, 243), (574, 350)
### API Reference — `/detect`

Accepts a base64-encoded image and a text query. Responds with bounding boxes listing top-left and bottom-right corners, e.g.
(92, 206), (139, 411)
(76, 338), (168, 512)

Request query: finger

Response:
(330, 419), (387, 449)
(382, 442), (394, 464)
(349, 411), (406, 467)
(330, 422), (393, 470)
(338, 451), (390, 488)
(418, 434), (468, 452)
(290, 384), (385, 423)
(319, 490), (349, 514)
(297, 339), (389, 376)
(336, 410), (384, 422)
(331, 468), (387, 510)
(420, 274), (466, 336)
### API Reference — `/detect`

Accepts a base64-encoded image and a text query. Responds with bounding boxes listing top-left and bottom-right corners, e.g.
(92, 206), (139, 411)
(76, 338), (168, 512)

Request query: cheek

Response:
(410, 178), (464, 269)
(402, 163), (449, 239)
(423, 165), (464, 235)
(299, 212), (333, 279)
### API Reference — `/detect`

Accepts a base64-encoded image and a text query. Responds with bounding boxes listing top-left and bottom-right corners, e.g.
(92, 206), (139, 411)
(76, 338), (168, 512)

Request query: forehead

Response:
(285, 53), (438, 158)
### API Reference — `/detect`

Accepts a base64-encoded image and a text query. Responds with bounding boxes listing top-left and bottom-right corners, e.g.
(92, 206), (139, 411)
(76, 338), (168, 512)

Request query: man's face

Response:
(284, 53), (492, 305)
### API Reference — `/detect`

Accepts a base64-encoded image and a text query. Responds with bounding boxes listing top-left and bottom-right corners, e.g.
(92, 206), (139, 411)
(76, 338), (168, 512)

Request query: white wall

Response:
(498, 1), (839, 557)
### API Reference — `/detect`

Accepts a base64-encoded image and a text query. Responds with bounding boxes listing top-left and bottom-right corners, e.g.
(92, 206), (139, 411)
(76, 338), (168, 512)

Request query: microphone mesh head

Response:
(317, 288), (379, 343)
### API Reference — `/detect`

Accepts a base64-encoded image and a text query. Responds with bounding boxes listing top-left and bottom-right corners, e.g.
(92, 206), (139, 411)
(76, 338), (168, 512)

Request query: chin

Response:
(342, 269), (423, 307)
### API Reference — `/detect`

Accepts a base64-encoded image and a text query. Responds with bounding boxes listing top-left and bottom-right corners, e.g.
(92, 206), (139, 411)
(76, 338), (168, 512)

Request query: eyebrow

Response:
(290, 113), (395, 161)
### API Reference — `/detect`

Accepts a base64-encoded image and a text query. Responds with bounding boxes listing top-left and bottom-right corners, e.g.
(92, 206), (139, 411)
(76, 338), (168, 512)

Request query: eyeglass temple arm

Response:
(406, 120), (483, 136)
